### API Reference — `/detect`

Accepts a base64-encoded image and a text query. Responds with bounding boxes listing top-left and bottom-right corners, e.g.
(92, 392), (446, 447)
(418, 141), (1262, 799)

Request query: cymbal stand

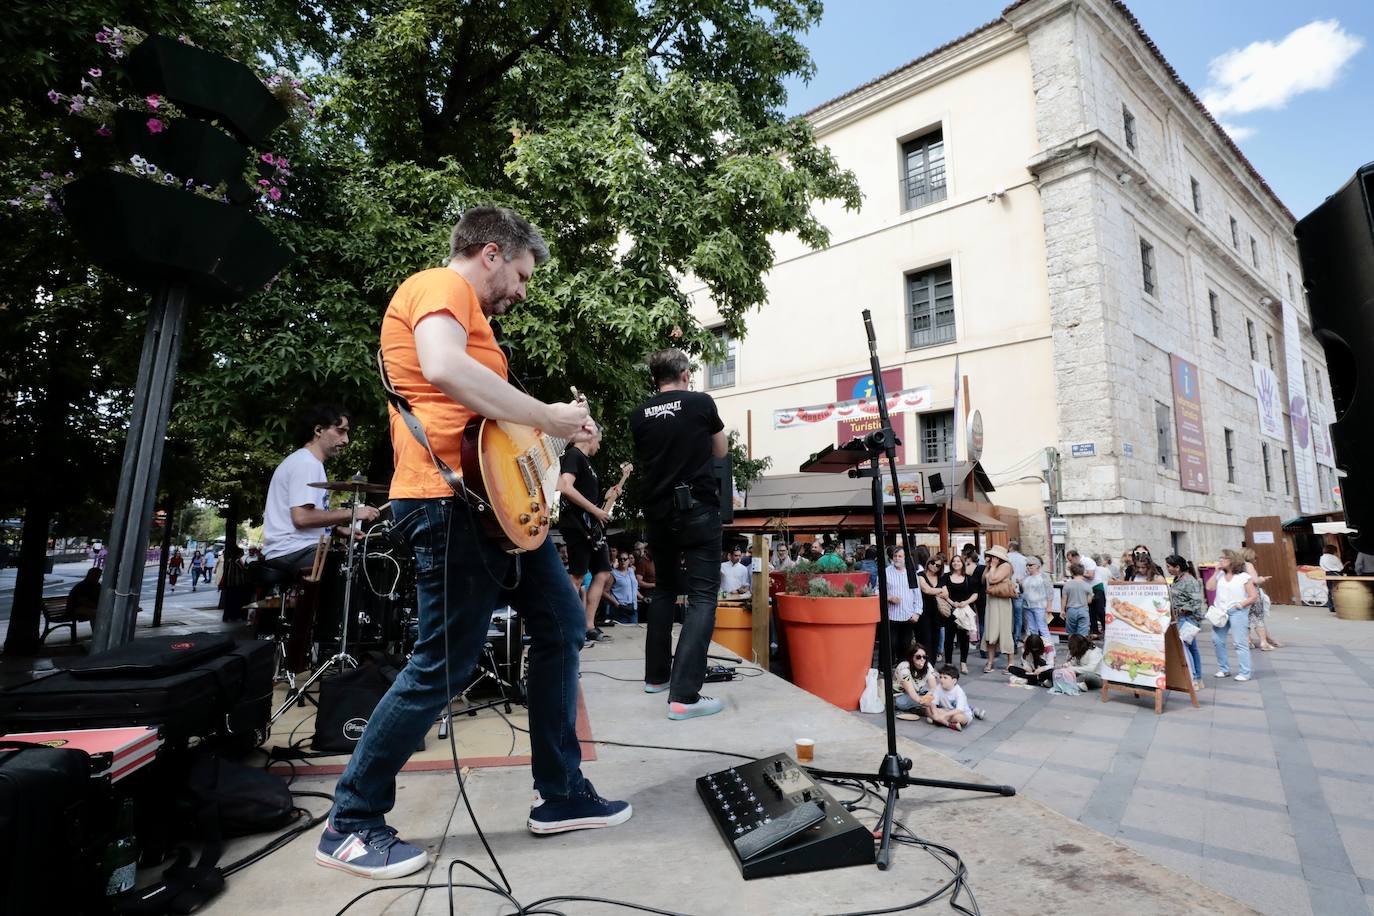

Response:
(270, 475), (366, 724)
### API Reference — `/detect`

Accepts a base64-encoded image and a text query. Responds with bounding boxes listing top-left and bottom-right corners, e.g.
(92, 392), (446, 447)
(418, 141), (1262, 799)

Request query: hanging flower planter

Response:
(113, 112), (253, 204)
(60, 170), (290, 303)
(126, 34), (286, 146)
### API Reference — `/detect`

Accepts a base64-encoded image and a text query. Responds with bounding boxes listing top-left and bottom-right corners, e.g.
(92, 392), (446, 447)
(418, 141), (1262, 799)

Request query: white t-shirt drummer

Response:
(262, 448), (331, 560)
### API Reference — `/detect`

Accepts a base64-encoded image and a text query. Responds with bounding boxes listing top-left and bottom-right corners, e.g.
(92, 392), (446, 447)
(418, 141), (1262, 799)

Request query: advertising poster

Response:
(1100, 584), (1170, 689)
(837, 369), (906, 465)
(772, 386), (931, 432)
(1169, 355), (1210, 493)
(1252, 362), (1284, 442)
(1311, 401), (1336, 469)
(1282, 301), (1320, 513)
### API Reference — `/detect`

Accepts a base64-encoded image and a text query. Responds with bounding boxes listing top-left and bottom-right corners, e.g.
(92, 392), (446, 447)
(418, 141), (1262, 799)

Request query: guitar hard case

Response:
(0, 638), (274, 745)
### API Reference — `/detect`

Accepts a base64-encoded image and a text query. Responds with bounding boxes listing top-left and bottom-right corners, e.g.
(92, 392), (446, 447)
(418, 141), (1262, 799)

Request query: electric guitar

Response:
(587, 462), (634, 549)
(458, 389), (586, 553)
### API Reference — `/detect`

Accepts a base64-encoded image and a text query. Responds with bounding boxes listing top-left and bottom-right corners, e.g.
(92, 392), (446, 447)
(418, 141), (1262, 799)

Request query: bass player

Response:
(317, 206), (631, 881)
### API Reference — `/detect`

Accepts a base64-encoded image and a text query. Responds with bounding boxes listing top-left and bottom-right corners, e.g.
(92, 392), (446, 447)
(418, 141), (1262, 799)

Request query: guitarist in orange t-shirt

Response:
(318, 207), (631, 880)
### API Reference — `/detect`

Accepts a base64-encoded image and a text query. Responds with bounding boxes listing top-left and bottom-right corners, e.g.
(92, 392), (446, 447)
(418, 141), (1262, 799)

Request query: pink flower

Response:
(88, 67), (102, 78)
(68, 96), (85, 114)
(267, 186), (282, 201)
(260, 152), (275, 165)
(95, 29), (109, 43)
(96, 125), (112, 137)
(146, 118), (165, 134)
(47, 89), (60, 103)
(257, 179), (271, 187)
(40, 172), (53, 180)
(275, 157), (289, 169)
(146, 94), (161, 109)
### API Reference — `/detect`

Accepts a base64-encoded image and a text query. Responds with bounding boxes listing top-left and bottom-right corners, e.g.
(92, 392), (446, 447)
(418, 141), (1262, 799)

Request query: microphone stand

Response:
(802, 310), (1014, 870)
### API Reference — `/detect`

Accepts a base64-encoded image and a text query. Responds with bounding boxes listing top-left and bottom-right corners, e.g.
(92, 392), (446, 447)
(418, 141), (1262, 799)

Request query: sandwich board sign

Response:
(1099, 583), (1197, 714)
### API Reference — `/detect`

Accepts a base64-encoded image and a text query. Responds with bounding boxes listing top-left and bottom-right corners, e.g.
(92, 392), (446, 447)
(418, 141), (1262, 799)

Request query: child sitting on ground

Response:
(929, 665), (980, 731)
(1007, 633), (1056, 686)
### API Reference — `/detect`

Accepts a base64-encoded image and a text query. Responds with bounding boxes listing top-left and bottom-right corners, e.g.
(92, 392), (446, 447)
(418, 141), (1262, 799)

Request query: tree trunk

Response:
(2, 495), (52, 656)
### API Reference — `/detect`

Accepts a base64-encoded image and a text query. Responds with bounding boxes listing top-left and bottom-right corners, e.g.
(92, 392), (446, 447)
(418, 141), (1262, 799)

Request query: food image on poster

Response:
(1101, 584), (1171, 688)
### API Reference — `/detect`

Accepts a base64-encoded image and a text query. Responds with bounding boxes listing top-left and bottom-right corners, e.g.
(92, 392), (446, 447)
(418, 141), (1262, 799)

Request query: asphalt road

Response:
(0, 560), (218, 621)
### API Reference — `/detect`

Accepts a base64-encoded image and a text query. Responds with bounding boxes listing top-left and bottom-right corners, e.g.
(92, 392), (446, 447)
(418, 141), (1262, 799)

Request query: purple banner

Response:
(1170, 354), (1210, 493)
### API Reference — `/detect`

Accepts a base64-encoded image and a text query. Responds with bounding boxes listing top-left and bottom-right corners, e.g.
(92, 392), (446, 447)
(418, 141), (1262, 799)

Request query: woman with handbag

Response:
(1166, 554), (1205, 690)
(1211, 549), (1258, 682)
(981, 545), (1016, 673)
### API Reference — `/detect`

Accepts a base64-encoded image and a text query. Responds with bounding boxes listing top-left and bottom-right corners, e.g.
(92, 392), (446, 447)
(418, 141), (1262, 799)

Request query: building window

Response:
(1303, 358), (1311, 394)
(1190, 177), (1202, 215)
(901, 129), (947, 212)
(1281, 448), (1291, 496)
(920, 410), (955, 464)
(1250, 236), (1259, 268)
(1266, 332), (1276, 370)
(1140, 239), (1155, 296)
(1286, 271), (1295, 299)
(1262, 441), (1273, 491)
(1316, 367), (1325, 401)
(906, 263), (956, 349)
(705, 327), (736, 389)
(1246, 319), (1257, 361)
(1155, 401), (1172, 469)
(1122, 105), (1137, 152)
(1224, 429), (1236, 484)
(1208, 290), (1221, 338)
(1230, 216), (1239, 248)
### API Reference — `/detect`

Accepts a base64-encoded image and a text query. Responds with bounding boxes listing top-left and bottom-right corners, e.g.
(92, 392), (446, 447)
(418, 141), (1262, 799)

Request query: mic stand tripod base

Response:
(270, 650), (358, 725)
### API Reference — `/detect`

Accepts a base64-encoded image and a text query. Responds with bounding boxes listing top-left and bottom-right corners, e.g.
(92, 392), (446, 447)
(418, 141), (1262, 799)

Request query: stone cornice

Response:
(808, 23), (1026, 137)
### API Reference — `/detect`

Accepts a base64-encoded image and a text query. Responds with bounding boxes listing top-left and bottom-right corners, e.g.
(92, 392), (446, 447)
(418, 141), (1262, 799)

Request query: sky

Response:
(782, 0), (1374, 218)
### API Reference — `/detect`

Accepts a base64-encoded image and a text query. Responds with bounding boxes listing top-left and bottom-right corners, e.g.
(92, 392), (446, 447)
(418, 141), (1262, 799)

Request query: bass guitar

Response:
(587, 462), (633, 549)
(458, 389), (586, 553)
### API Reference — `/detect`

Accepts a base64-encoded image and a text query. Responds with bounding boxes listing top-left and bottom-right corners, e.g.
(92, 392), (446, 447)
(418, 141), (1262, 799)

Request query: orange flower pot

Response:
(776, 593), (880, 710)
(712, 605), (754, 660)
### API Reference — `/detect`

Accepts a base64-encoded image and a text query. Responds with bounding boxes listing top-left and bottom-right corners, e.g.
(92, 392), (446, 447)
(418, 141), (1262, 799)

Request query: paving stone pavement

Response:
(850, 603), (1374, 916)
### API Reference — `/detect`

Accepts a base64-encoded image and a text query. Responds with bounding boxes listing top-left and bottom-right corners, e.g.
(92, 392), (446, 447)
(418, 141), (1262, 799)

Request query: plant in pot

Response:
(775, 574), (881, 711)
(783, 558), (870, 596)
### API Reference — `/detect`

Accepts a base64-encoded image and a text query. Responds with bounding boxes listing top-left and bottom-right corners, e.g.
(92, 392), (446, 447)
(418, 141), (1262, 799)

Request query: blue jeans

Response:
(1011, 596), (1025, 643)
(644, 502), (722, 704)
(330, 498), (587, 832)
(1178, 617), (1202, 679)
(1023, 607), (1049, 639)
(1065, 606), (1090, 635)
(1211, 607), (1252, 677)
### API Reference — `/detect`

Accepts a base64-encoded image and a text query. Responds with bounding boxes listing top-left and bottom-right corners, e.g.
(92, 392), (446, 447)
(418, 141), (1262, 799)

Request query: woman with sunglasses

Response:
(893, 641), (937, 717)
(915, 553), (947, 663)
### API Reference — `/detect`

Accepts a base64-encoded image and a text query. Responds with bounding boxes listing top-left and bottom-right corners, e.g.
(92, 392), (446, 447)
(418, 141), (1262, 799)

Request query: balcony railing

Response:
(901, 167), (947, 211)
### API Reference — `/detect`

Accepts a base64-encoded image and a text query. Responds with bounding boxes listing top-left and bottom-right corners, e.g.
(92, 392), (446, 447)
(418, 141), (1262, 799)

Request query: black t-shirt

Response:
(629, 389), (725, 514)
(558, 447), (600, 533)
(941, 573), (976, 605)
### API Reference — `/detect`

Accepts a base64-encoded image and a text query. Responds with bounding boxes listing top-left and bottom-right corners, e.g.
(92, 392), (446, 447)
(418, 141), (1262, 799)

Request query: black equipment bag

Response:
(311, 661), (416, 754)
(0, 639), (274, 744)
(0, 741), (111, 914)
(62, 632), (236, 678)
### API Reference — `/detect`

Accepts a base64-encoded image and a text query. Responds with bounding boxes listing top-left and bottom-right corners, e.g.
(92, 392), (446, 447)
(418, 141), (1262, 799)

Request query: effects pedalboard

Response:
(696, 752), (875, 879)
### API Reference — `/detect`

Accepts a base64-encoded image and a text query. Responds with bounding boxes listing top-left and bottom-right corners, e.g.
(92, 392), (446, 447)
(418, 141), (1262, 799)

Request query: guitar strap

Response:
(375, 348), (489, 516)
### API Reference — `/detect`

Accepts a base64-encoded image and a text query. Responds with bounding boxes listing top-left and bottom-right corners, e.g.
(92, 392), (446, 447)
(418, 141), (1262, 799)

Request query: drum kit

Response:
(265, 476), (526, 724)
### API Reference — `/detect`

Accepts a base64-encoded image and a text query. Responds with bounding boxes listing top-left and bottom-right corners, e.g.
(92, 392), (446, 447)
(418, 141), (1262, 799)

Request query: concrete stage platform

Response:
(204, 625), (1254, 914)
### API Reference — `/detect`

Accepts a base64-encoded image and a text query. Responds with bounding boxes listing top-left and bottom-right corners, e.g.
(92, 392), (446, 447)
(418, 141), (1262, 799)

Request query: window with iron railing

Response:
(900, 129), (947, 212)
(921, 410), (954, 465)
(906, 264), (956, 349)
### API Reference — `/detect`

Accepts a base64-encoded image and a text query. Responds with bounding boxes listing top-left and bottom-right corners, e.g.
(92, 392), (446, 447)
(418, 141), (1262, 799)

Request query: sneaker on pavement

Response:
(1234, 674), (1251, 682)
(644, 682), (669, 694)
(586, 627), (612, 643)
(667, 695), (723, 720)
(973, 708), (987, 720)
(1214, 671), (1229, 678)
(315, 823), (428, 879)
(528, 781), (632, 835)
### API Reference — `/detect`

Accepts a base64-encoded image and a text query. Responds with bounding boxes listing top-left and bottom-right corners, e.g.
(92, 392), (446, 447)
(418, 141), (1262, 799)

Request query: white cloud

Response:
(1219, 122), (1256, 142)
(1201, 19), (1364, 118)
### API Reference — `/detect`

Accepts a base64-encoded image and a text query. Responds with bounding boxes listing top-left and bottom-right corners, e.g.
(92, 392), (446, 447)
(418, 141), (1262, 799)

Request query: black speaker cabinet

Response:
(1295, 161), (1374, 550)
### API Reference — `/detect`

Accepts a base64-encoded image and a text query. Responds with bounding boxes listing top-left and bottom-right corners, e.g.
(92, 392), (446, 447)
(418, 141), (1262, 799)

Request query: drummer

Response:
(262, 403), (380, 572)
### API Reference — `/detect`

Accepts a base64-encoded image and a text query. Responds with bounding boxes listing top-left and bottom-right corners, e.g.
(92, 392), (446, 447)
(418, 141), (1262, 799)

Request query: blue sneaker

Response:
(527, 781), (632, 835)
(667, 695), (723, 720)
(644, 682), (669, 693)
(315, 823), (429, 879)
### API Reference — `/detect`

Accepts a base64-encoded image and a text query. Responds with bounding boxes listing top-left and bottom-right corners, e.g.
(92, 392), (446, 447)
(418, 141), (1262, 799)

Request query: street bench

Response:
(40, 596), (81, 645)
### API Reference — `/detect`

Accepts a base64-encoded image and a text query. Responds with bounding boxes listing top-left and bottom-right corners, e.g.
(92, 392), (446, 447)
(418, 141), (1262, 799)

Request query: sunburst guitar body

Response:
(459, 416), (571, 553)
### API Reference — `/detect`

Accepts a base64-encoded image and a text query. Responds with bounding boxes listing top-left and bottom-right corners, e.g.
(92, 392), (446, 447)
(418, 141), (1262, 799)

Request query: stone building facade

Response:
(689, 0), (1337, 563)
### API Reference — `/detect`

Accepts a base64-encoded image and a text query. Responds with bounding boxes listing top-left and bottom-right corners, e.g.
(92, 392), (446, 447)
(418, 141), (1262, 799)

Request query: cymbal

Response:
(310, 480), (391, 495)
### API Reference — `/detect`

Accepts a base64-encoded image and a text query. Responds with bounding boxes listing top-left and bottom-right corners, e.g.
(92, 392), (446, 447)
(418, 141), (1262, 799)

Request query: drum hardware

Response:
(270, 474), (373, 724)
(436, 609), (524, 737)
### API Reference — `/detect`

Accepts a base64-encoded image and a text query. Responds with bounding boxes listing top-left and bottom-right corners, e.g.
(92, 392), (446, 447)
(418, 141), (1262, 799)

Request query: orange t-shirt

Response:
(380, 267), (508, 499)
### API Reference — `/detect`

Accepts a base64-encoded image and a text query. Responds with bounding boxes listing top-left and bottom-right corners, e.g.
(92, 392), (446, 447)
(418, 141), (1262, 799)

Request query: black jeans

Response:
(944, 621), (970, 664)
(1089, 585), (1106, 635)
(644, 503), (722, 704)
(1007, 665), (1053, 686)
